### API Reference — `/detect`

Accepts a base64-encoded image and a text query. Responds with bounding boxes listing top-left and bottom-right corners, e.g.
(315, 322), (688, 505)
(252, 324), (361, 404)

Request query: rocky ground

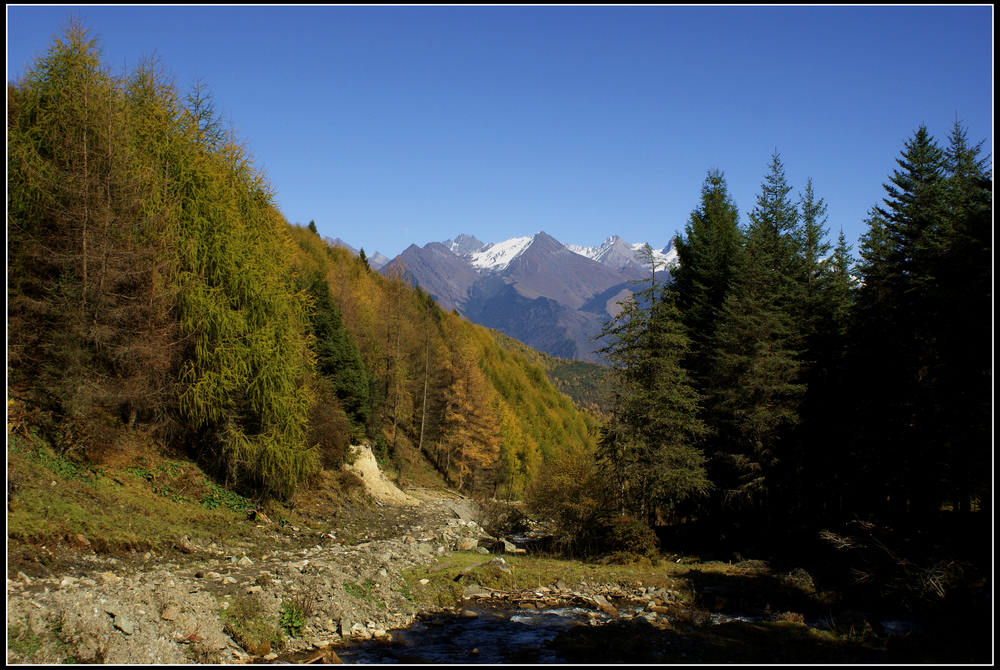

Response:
(11, 445), (979, 664)
(6, 491), (494, 664)
(8, 484), (704, 665)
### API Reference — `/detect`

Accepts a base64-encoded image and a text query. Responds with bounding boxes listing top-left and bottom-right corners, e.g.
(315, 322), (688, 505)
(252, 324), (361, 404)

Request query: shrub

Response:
(607, 514), (659, 560)
(525, 446), (614, 557)
(278, 599), (307, 637)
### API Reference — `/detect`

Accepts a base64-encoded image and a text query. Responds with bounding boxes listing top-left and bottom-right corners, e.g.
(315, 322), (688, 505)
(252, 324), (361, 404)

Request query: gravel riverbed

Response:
(7, 495), (494, 664)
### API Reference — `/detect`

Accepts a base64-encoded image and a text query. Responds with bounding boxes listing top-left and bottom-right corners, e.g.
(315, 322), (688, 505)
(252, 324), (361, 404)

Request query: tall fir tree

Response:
(859, 126), (947, 514)
(704, 152), (805, 519)
(671, 169), (744, 393)
(598, 245), (709, 526)
(787, 179), (854, 518)
(851, 123), (990, 517)
(932, 122), (992, 513)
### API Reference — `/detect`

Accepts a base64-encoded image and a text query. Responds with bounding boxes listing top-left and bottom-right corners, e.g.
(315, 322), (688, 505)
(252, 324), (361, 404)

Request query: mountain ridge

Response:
(379, 231), (677, 362)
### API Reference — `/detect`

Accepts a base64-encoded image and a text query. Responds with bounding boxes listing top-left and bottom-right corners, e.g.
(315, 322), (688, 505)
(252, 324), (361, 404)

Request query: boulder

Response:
(485, 557), (512, 574)
(462, 583), (490, 598)
(590, 594), (618, 617)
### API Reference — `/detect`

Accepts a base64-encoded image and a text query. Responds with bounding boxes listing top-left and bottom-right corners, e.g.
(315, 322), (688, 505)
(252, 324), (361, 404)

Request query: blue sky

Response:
(7, 5), (993, 260)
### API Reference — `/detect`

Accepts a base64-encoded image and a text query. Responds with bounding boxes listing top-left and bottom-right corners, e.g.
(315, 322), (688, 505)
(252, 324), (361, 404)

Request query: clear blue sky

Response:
(7, 5), (993, 260)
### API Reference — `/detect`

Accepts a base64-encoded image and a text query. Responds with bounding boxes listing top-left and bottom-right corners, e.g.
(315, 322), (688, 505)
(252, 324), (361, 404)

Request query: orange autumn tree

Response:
(439, 338), (502, 490)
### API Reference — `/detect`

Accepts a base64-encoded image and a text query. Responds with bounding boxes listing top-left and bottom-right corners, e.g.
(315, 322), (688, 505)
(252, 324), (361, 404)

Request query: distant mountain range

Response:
(324, 237), (391, 271)
(378, 232), (677, 363)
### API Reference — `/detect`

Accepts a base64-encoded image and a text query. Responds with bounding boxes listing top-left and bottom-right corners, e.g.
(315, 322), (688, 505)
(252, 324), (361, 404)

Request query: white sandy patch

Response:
(343, 444), (420, 506)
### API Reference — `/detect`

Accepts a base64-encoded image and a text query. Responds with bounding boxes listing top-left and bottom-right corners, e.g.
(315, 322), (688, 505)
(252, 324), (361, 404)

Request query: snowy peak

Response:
(446, 234), (486, 257)
(658, 240), (679, 269)
(468, 234), (537, 272)
(456, 231), (677, 275)
(566, 235), (677, 274)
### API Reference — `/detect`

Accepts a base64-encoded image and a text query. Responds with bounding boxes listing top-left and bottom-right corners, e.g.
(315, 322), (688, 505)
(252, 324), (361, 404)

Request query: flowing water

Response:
(275, 603), (916, 664)
(327, 605), (613, 664)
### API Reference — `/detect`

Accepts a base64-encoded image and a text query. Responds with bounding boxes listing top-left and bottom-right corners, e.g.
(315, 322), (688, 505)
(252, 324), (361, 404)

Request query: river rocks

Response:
(462, 583), (491, 598)
(590, 594), (619, 617)
(7, 496), (484, 664)
(304, 646), (344, 664)
(112, 614), (135, 635)
(480, 537), (526, 555)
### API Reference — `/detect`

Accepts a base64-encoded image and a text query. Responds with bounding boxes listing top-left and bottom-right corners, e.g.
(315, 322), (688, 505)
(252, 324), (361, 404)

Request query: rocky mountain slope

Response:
(381, 232), (676, 363)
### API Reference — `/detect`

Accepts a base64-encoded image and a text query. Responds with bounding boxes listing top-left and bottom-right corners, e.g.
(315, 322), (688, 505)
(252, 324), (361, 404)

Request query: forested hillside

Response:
(287, 227), (599, 496)
(490, 332), (613, 417)
(7, 22), (595, 504)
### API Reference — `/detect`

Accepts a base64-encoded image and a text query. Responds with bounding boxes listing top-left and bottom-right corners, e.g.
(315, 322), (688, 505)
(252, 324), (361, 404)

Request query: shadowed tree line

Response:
(530, 127), (990, 559)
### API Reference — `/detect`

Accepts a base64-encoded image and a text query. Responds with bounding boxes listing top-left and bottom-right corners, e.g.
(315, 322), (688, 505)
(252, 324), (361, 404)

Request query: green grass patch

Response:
(401, 551), (702, 610)
(221, 594), (284, 655)
(200, 481), (255, 513)
(6, 446), (252, 554)
(8, 623), (43, 660)
(9, 432), (98, 484)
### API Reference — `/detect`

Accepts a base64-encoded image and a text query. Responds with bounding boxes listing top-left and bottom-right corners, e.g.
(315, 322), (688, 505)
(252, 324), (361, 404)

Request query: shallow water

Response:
(332, 606), (610, 664)
(285, 605), (915, 664)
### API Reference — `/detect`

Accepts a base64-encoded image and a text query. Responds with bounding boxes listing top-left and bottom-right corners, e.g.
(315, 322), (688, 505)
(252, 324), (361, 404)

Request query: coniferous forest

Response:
(6, 22), (993, 663)
(587, 133), (992, 531)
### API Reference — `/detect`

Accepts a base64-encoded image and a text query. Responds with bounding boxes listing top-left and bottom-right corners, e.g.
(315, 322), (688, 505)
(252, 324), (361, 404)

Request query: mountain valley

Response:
(377, 232), (677, 363)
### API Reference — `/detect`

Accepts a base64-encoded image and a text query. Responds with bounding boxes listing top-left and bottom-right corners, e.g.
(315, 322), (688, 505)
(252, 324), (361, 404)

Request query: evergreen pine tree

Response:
(933, 122), (992, 513)
(598, 246), (709, 526)
(704, 152), (805, 518)
(306, 273), (371, 438)
(671, 169), (744, 392)
(864, 126), (947, 514)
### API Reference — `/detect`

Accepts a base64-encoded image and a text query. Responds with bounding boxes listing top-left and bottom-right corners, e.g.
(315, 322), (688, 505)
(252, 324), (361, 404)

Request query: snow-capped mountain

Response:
(445, 234), (487, 258)
(447, 232), (675, 277)
(566, 235), (678, 275)
(469, 235), (536, 272)
(380, 231), (677, 363)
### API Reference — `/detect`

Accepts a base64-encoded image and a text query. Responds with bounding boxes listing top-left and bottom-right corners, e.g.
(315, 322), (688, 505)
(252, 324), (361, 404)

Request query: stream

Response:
(275, 601), (919, 665)
(279, 602), (915, 664)
(306, 605), (618, 664)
